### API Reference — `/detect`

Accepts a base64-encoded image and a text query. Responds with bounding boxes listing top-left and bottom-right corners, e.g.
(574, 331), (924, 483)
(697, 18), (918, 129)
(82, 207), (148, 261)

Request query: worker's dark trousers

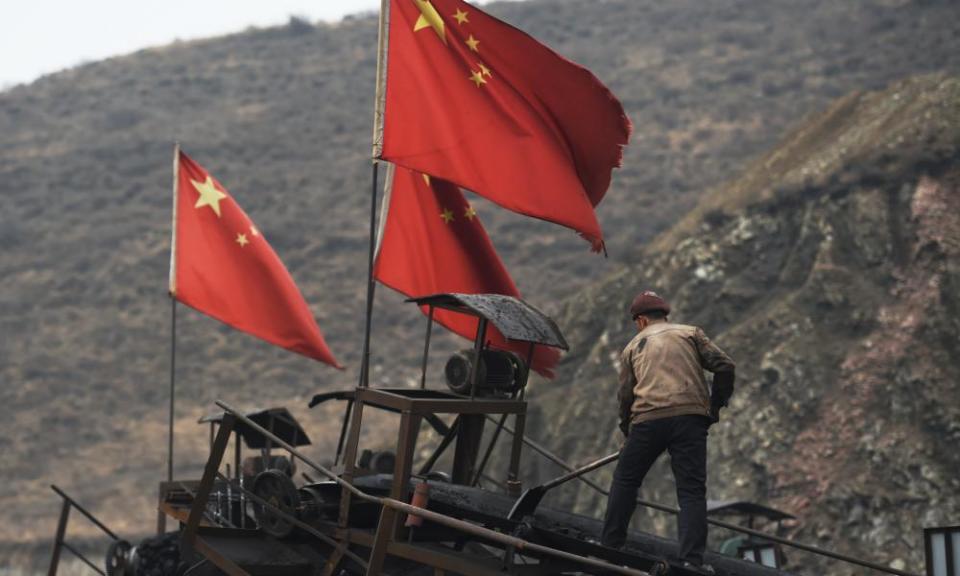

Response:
(601, 414), (709, 564)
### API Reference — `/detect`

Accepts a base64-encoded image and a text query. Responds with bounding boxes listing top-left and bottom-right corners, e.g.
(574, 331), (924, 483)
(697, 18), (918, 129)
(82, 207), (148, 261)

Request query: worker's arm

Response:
(617, 347), (637, 436)
(693, 328), (736, 419)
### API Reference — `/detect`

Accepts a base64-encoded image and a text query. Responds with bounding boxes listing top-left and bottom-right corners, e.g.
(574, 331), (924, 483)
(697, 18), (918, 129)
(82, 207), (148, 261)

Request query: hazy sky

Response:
(1, 1), (521, 89)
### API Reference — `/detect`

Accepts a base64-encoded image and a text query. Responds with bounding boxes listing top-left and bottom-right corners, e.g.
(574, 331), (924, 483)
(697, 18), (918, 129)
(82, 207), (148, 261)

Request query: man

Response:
(601, 290), (735, 573)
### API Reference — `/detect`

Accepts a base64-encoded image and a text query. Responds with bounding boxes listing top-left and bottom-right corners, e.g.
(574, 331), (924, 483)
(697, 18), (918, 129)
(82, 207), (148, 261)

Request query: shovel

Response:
(508, 451), (620, 520)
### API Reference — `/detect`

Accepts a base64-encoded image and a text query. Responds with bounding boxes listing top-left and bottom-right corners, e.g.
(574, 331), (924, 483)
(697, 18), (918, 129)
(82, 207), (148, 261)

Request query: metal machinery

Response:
(51, 294), (850, 576)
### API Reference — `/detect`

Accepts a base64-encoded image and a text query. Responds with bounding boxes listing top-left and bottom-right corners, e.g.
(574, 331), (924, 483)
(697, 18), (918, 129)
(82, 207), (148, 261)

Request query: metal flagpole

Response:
(358, 162), (379, 388)
(168, 298), (177, 481)
(359, 0), (390, 388)
(167, 142), (181, 481)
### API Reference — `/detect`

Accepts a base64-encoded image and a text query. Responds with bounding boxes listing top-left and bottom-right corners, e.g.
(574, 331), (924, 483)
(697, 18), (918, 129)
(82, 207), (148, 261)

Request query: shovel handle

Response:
(541, 451), (620, 490)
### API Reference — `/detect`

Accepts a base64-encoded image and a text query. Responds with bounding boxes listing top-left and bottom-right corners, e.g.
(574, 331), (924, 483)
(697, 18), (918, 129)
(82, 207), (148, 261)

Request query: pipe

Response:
(215, 400), (650, 576)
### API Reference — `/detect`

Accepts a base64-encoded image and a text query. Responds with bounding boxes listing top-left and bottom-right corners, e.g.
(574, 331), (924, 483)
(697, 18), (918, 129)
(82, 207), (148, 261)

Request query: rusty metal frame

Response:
(418, 416), (461, 476)
(355, 387), (525, 415)
(215, 399), (650, 576)
(47, 485), (119, 576)
(176, 414), (252, 576)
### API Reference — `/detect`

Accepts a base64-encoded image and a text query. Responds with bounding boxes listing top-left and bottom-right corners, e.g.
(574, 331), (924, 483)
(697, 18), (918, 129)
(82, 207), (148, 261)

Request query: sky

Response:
(0, 0), (519, 89)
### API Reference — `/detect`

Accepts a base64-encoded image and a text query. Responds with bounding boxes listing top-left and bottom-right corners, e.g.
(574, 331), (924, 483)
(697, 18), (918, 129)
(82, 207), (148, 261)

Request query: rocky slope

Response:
(2, 0), (960, 563)
(525, 74), (960, 574)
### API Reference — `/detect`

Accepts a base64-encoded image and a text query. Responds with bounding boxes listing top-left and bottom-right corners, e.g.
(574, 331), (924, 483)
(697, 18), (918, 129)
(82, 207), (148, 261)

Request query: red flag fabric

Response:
(374, 166), (561, 377)
(170, 150), (341, 367)
(378, 0), (631, 249)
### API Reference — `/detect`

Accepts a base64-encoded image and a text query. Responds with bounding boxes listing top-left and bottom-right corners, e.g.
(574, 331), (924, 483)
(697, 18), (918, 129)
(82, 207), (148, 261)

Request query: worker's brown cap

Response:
(630, 291), (671, 319)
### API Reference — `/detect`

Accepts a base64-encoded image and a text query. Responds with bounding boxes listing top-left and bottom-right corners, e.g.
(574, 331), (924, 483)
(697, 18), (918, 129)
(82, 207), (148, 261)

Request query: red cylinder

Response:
(404, 481), (430, 527)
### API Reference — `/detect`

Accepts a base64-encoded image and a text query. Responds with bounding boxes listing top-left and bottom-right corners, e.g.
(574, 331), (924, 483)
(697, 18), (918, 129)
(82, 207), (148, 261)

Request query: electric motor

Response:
(444, 349), (528, 396)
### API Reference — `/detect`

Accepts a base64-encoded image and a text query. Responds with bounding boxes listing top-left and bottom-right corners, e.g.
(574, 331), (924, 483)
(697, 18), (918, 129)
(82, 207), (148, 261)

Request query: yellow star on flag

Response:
(440, 208), (455, 223)
(469, 70), (487, 87)
(413, 0), (446, 43)
(191, 176), (228, 217)
(478, 62), (492, 78)
(236, 233), (249, 247)
(250, 225), (259, 237)
(453, 8), (469, 24)
(465, 34), (480, 52)
(464, 205), (477, 220)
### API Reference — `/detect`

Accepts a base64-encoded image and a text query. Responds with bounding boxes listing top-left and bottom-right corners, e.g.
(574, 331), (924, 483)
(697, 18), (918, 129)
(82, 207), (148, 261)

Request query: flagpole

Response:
(168, 298), (177, 481)
(359, 161), (379, 388)
(359, 0), (390, 388)
(167, 142), (180, 481)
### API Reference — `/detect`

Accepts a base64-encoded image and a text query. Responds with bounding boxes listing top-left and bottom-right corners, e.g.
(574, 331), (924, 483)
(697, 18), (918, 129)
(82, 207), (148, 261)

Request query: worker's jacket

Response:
(618, 322), (735, 429)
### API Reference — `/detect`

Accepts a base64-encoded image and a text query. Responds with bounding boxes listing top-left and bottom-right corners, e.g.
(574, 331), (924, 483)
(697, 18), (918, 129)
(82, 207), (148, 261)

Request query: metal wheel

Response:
(251, 469), (301, 538)
(105, 539), (132, 576)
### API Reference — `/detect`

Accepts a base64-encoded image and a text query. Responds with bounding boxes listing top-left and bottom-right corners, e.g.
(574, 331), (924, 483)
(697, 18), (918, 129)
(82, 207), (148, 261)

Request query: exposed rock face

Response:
(525, 75), (960, 573)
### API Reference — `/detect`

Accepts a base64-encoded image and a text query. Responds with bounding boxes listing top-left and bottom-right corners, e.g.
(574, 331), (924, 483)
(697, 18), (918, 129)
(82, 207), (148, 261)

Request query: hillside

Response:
(527, 74), (960, 574)
(2, 0), (960, 563)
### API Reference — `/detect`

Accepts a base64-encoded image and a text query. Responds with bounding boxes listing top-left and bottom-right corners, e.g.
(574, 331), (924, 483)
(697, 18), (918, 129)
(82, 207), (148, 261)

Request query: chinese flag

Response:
(170, 150), (341, 368)
(374, 166), (561, 377)
(379, 0), (631, 249)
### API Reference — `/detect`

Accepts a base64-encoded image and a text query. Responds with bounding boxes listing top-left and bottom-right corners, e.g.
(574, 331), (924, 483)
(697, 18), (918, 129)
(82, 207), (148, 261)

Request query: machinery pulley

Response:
(251, 469), (301, 538)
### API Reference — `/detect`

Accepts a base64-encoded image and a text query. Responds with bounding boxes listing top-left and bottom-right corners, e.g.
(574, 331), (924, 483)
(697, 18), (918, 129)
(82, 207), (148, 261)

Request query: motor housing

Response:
(444, 349), (528, 396)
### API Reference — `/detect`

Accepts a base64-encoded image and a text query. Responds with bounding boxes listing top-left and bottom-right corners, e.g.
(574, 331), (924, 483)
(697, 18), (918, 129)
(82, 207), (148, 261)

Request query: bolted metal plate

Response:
(199, 407), (311, 448)
(407, 293), (569, 350)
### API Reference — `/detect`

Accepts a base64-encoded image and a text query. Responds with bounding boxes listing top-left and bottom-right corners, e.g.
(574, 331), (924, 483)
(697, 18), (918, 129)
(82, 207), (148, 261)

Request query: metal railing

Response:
(48, 485), (119, 576)
(484, 415), (922, 576)
(203, 400), (652, 576)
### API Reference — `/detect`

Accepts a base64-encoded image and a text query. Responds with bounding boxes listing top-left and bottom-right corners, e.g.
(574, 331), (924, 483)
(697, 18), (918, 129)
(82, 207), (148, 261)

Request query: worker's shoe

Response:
(681, 561), (716, 575)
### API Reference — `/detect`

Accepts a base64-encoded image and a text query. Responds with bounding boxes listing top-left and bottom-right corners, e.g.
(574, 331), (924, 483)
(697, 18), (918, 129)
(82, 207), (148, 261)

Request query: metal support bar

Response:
(452, 415), (485, 485)
(379, 497), (648, 576)
(367, 506), (399, 575)
(339, 398), (366, 526)
(334, 399), (354, 467)
(358, 161), (380, 389)
(168, 298), (177, 483)
(181, 414), (235, 553)
(322, 541), (348, 576)
(215, 400), (651, 576)
(487, 417), (923, 576)
(49, 485), (119, 541)
(420, 306), (434, 389)
(60, 542), (106, 576)
(468, 318), (489, 399)
(472, 413), (508, 486)
(47, 499), (70, 576)
(506, 413), (526, 495)
(215, 472), (369, 570)
(48, 486), (121, 576)
(418, 416), (460, 476)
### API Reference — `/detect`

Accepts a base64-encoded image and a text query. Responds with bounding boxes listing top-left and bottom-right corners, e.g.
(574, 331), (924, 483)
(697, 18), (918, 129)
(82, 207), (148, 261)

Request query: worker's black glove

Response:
(708, 371), (734, 427)
(708, 404), (721, 425)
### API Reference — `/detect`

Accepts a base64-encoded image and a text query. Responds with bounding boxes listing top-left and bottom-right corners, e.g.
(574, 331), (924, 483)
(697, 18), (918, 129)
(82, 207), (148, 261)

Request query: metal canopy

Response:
(407, 293), (569, 350)
(707, 500), (796, 522)
(199, 407), (311, 448)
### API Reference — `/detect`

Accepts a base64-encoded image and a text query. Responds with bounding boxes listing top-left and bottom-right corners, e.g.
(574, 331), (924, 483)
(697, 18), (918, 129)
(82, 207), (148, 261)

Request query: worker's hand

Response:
(709, 405), (721, 425)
